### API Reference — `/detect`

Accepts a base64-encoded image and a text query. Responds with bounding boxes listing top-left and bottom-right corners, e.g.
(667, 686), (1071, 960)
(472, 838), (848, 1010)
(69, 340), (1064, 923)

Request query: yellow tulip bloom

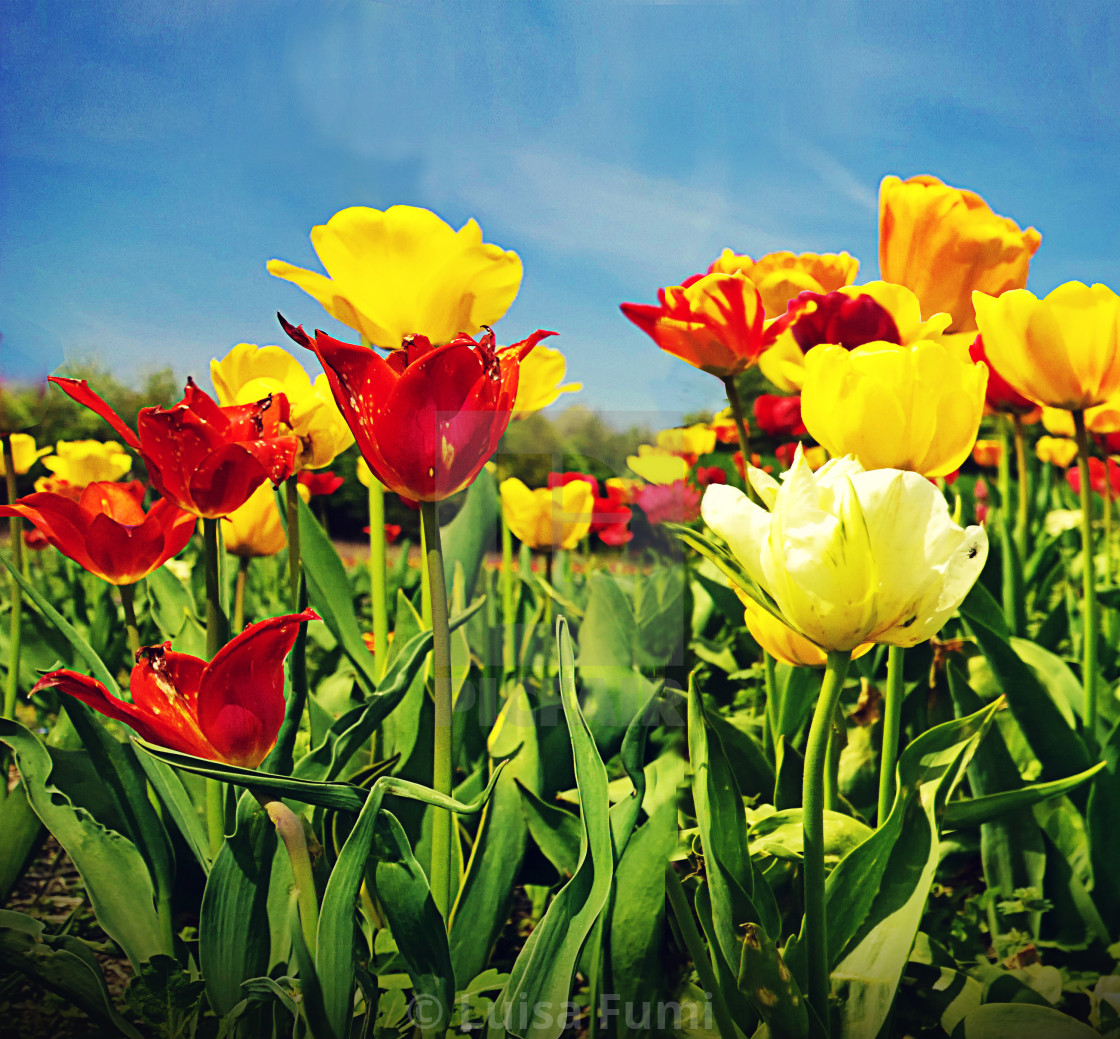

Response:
(709, 249), (859, 318)
(222, 480), (309, 558)
(973, 283), (1120, 412)
(1036, 436), (1078, 468)
(500, 478), (593, 550)
(627, 446), (690, 486)
(655, 424), (717, 460)
(511, 344), (582, 418)
(267, 205), (522, 348)
(879, 174), (1041, 334)
(739, 593), (871, 667)
(800, 339), (987, 478)
(1041, 401), (1120, 437)
(702, 450), (988, 651)
(211, 343), (354, 470)
(0, 434), (50, 476)
(36, 439), (131, 491)
(971, 439), (1003, 468)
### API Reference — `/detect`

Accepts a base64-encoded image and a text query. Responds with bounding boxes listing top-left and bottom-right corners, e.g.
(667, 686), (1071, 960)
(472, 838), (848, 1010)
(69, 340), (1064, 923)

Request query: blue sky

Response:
(3, 0), (1119, 421)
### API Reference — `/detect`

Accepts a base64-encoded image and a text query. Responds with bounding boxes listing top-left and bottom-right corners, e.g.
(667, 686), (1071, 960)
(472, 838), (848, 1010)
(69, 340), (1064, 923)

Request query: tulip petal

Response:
(48, 378), (141, 451)
(31, 670), (174, 747)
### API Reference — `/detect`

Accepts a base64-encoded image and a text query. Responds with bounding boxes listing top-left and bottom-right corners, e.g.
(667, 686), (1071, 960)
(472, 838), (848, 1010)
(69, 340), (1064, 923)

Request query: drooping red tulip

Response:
(32, 610), (318, 768)
(0, 481), (196, 585)
(280, 317), (553, 502)
(49, 377), (299, 519)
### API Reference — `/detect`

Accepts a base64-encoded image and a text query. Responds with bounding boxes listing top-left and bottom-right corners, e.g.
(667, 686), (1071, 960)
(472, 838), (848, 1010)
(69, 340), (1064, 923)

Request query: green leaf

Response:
(951, 1003), (1098, 1039)
(737, 922), (809, 1039)
(0, 781), (43, 902)
(441, 467), (499, 602)
(146, 565), (198, 642)
(0, 910), (145, 1039)
(135, 752), (211, 874)
(496, 619), (614, 1039)
(0, 718), (165, 970)
(748, 809), (873, 867)
(518, 781), (581, 879)
(944, 762), (1105, 828)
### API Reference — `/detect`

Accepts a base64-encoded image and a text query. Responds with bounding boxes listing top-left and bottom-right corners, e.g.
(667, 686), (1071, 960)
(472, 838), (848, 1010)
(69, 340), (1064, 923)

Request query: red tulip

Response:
(694, 466), (728, 488)
(0, 481), (196, 585)
(280, 317), (553, 502)
(753, 394), (807, 438)
(1067, 457), (1120, 501)
(968, 335), (1038, 415)
(297, 470), (345, 496)
(49, 377), (299, 519)
(32, 610), (318, 767)
(769, 290), (902, 353)
(634, 480), (702, 525)
(590, 483), (633, 545)
(548, 472), (600, 495)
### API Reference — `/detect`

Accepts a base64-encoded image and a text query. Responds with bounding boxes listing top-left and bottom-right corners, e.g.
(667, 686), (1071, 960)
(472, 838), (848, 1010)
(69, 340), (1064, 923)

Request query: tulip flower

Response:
(694, 466), (728, 488)
(879, 174), (1041, 334)
(222, 480), (311, 558)
(500, 478), (593, 550)
(0, 480), (195, 585)
(49, 377), (299, 519)
(0, 433), (49, 476)
(620, 270), (766, 379)
(282, 318), (551, 503)
(1067, 457), (1120, 501)
(33, 610), (318, 767)
(634, 480), (702, 526)
(655, 424), (717, 463)
(211, 343), (354, 470)
(800, 339), (988, 478)
(1036, 436), (1078, 468)
(971, 439), (1003, 468)
(297, 469), (344, 496)
(753, 394), (806, 439)
(511, 344), (582, 418)
(267, 205), (522, 349)
(760, 282), (952, 392)
(709, 407), (742, 444)
(701, 450), (988, 651)
(35, 439), (132, 498)
(708, 249), (859, 318)
(739, 593), (871, 669)
(627, 446), (690, 486)
(775, 442), (826, 471)
(590, 483), (633, 546)
(968, 335), (1037, 416)
(973, 283), (1120, 412)
(547, 471), (599, 495)
(604, 477), (641, 504)
(1042, 402), (1120, 437)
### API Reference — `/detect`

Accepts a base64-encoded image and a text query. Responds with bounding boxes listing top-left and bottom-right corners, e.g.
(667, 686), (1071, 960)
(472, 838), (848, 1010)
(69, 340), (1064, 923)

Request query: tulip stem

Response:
(878, 645), (905, 825)
(1073, 411), (1100, 750)
(285, 479), (302, 613)
(118, 583), (141, 657)
(233, 557), (249, 634)
(721, 376), (752, 477)
(664, 863), (739, 1039)
(202, 517), (228, 856)
(257, 794), (319, 959)
(501, 514), (515, 673)
(803, 648), (852, 1037)
(3, 435), (23, 725)
(1012, 414), (1030, 558)
(420, 499), (454, 921)
(367, 478), (389, 681)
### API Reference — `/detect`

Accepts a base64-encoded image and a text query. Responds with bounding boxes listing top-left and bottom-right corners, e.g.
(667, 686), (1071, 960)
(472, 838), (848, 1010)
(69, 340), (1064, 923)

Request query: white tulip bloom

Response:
(701, 448), (988, 652)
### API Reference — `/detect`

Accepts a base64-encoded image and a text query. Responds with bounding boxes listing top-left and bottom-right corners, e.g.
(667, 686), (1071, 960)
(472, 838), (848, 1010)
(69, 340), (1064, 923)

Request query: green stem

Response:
(285, 479), (302, 613)
(722, 375), (752, 477)
(3, 435), (23, 724)
(420, 500), (453, 920)
(878, 645), (904, 825)
(119, 583), (141, 657)
(803, 649), (852, 1037)
(420, 510), (432, 630)
(501, 514), (515, 673)
(1106, 484), (1115, 587)
(1073, 411), (1099, 749)
(762, 651), (777, 759)
(202, 518), (228, 856)
(1012, 413), (1030, 559)
(367, 478), (389, 681)
(258, 794), (319, 958)
(233, 556), (249, 634)
(664, 864), (739, 1039)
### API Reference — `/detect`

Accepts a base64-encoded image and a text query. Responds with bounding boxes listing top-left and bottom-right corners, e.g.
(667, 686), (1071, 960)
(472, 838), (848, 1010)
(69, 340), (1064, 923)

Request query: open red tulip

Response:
(32, 610), (318, 767)
(49, 376), (299, 519)
(280, 316), (553, 502)
(0, 480), (196, 585)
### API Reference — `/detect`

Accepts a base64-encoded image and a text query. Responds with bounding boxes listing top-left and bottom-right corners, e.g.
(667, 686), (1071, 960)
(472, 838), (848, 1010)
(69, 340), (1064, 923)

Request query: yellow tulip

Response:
(0, 434), (50, 476)
(35, 439), (131, 491)
(973, 283), (1120, 412)
(356, 456), (379, 489)
(511, 345), (582, 418)
(222, 480), (309, 558)
(709, 249), (859, 318)
(1041, 401), (1120, 437)
(800, 339), (987, 478)
(1036, 436), (1078, 468)
(500, 478), (593, 550)
(702, 450), (988, 651)
(879, 174), (1041, 334)
(739, 593), (871, 667)
(267, 205), (522, 348)
(627, 446), (690, 486)
(971, 439), (1003, 468)
(655, 424), (717, 460)
(759, 281), (952, 393)
(211, 343), (354, 470)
